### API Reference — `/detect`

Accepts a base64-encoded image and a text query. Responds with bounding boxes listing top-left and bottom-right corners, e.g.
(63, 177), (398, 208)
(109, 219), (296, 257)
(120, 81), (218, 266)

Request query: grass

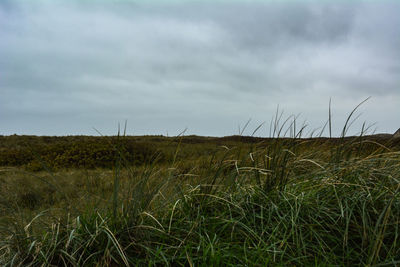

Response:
(0, 110), (400, 266)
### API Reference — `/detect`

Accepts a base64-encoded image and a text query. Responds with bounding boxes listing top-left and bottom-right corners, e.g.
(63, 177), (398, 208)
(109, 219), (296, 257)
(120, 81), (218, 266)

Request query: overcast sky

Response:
(1, 0), (399, 137)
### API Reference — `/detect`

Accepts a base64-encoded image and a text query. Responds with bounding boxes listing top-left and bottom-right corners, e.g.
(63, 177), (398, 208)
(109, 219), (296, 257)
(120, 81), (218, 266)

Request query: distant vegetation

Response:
(0, 135), (164, 170)
(1, 134), (399, 170)
(0, 128), (399, 265)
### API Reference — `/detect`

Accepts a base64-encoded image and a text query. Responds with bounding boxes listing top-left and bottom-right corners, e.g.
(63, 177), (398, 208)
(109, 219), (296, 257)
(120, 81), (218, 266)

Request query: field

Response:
(1, 129), (400, 266)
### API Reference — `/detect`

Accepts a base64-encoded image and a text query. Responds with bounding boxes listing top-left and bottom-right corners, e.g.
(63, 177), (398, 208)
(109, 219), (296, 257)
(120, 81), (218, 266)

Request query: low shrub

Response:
(0, 138), (165, 170)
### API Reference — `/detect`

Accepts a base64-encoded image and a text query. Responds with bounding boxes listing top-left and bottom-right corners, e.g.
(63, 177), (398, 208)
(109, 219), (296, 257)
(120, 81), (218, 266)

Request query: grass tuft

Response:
(1, 106), (400, 266)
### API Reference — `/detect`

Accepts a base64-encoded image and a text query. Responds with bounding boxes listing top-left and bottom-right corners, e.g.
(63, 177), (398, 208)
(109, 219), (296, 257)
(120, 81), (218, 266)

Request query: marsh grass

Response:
(1, 104), (400, 266)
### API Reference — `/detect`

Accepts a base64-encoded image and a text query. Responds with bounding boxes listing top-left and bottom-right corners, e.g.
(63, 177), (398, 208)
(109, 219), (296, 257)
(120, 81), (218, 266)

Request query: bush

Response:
(0, 138), (165, 170)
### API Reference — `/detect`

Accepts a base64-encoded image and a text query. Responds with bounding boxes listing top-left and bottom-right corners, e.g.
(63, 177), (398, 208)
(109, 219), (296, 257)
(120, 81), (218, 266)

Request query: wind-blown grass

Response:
(1, 107), (400, 266)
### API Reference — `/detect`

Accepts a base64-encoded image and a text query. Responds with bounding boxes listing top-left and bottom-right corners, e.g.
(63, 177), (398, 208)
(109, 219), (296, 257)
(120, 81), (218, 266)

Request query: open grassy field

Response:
(1, 129), (400, 266)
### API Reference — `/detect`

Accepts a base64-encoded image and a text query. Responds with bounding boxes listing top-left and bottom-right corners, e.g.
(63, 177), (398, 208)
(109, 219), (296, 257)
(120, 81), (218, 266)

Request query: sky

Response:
(1, 0), (399, 137)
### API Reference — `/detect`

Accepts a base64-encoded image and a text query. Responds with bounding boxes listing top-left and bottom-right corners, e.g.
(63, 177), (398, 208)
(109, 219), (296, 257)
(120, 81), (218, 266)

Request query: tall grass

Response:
(1, 105), (399, 266)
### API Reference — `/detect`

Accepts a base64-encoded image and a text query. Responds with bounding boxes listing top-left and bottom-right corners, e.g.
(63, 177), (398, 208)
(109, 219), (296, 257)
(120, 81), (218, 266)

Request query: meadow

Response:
(1, 119), (400, 266)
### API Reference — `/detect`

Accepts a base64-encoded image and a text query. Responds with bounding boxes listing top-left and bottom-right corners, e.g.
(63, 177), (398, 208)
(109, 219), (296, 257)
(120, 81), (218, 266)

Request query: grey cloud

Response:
(0, 1), (399, 136)
(149, 2), (357, 48)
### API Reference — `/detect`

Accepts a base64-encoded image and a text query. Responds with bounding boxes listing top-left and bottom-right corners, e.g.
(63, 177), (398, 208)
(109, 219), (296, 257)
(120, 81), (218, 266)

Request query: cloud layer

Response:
(1, 1), (399, 136)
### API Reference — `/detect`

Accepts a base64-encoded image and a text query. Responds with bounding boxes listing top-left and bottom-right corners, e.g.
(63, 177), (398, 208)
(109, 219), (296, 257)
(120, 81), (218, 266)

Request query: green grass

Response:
(1, 113), (400, 265)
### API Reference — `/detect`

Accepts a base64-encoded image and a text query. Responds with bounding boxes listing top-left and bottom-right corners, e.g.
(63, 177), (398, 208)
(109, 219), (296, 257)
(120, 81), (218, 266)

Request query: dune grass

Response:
(1, 110), (400, 266)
